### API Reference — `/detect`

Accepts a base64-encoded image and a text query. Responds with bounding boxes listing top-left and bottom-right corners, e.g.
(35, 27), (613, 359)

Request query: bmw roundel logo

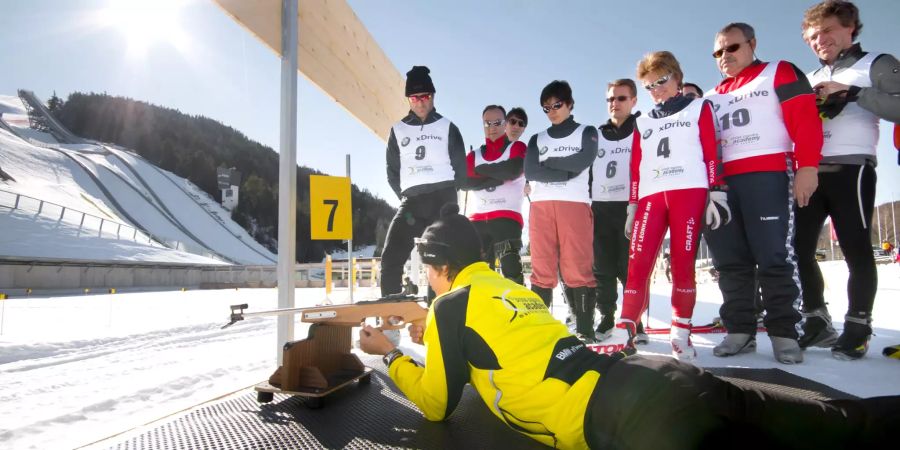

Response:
(642, 129), (653, 139)
(597, 149), (606, 158)
(401, 137), (410, 146)
(486, 186), (496, 192)
(539, 146), (549, 155)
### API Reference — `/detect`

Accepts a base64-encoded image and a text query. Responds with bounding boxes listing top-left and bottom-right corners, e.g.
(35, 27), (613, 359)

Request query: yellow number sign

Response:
(310, 175), (352, 240)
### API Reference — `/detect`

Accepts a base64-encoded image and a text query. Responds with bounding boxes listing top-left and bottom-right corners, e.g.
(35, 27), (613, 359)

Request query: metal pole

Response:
(347, 154), (353, 303)
(891, 191), (897, 247)
(276, 0), (299, 365)
(876, 202), (882, 244)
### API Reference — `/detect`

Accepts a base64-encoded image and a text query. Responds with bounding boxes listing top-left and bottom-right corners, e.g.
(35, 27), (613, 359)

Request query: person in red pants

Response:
(618, 51), (728, 360)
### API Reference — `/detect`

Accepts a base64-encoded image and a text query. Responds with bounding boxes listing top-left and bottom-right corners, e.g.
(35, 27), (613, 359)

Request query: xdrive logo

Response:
(643, 129), (653, 139)
(728, 90), (768, 105)
(416, 134), (442, 142)
(401, 137), (411, 147)
(657, 121), (691, 132)
(611, 147), (630, 154)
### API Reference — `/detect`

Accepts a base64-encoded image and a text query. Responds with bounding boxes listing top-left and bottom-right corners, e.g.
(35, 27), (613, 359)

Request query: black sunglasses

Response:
(508, 118), (527, 127)
(606, 95), (631, 103)
(712, 40), (750, 59)
(542, 101), (564, 113)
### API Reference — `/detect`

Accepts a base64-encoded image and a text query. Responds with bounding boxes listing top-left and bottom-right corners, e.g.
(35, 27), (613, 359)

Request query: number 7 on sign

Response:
(310, 175), (352, 240)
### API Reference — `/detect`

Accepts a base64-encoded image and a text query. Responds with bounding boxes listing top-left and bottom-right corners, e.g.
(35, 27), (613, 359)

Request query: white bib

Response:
(635, 100), (709, 199)
(807, 52), (880, 158)
(707, 62), (793, 163)
(531, 125), (591, 204)
(471, 141), (526, 216)
(591, 132), (632, 201)
(393, 118), (456, 193)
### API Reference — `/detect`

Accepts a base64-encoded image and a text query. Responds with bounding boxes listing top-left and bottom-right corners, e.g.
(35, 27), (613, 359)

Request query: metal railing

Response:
(0, 188), (227, 262)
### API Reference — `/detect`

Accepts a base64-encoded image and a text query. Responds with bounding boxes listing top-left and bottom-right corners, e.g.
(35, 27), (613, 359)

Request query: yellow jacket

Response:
(389, 262), (610, 449)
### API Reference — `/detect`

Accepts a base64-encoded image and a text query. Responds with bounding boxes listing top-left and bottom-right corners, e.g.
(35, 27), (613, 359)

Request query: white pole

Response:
(876, 201), (883, 244)
(276, 0), (299, 366)
(347, 154), (353, 303)
(891, 191), (897, 246)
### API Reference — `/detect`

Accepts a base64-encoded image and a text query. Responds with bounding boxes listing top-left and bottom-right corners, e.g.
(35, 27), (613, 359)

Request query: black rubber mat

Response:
(105, 359), (855, 450)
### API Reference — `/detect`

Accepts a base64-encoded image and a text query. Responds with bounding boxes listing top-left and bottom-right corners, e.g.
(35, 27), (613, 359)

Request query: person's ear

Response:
(749, 38), (757, 52)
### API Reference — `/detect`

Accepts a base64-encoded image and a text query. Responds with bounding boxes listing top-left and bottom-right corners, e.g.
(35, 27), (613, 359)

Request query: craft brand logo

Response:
(401, 137), (411, 147)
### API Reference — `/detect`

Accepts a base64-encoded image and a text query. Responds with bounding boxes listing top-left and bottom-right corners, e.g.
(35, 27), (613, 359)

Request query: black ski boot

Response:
(531, 285), (554, 309)
(832, 313), (872, 360)
(798, 306), (839, 349)
(572, 287), (597, 343)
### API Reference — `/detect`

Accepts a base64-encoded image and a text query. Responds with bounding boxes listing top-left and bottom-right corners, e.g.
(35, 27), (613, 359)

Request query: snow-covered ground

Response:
(0, 262), (897, 450)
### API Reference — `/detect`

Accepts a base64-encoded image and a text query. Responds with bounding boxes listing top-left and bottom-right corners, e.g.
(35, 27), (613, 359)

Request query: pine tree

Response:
(47, 91), (64, 114)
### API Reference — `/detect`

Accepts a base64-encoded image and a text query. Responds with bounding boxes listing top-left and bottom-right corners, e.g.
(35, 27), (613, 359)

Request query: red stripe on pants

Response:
(621, 188), (706, 323)
(529, 201), (596, 289)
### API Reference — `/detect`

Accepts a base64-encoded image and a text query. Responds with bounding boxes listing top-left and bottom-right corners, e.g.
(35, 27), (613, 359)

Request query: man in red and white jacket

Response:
(705, 22), (823, 364)
(463, 105), (527, 284)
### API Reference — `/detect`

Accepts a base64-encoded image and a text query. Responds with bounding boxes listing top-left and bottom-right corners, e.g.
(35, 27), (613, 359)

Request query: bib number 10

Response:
(719, 108), (750, 130)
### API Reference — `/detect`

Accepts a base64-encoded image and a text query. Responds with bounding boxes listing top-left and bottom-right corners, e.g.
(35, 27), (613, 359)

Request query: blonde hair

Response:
(636, 51), (684, 87)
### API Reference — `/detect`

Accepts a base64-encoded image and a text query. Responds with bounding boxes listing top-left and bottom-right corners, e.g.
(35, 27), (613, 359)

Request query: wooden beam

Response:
(212, 0), (408, 142)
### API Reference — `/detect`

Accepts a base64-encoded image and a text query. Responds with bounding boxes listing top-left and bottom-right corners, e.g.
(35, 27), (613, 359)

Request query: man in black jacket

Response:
(381, 66), (467, 297)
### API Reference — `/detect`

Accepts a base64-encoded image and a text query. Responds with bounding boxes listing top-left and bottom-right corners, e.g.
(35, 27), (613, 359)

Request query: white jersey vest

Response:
(707, 62), (794, 163)
(470, 142), (526, 216)
(531, 125), (592, 204)
(635, 99), (709, 199)
(392, 118), (455, 193)
(807, 52), (880, 158)
(591, 132), (632, 202)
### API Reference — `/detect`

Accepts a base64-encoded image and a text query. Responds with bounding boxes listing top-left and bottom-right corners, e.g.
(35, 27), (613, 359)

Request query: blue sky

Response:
(2, 0), (898, 207)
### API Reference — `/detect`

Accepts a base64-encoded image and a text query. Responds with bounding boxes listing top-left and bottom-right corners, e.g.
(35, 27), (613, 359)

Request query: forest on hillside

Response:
(50, 92), (394, 262)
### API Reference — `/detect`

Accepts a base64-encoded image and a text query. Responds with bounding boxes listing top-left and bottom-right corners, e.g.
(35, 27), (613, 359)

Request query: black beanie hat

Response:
(416, 203), (482, 269)
(405, 65), (436, 97)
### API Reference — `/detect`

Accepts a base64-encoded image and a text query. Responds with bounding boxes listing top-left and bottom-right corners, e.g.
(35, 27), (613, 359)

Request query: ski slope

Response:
(0, 262), (897, 450)
(0, 93), (276, 265)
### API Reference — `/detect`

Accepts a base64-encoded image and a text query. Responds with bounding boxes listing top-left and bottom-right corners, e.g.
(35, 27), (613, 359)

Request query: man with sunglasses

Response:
(382, 66), (467, 298)
(506, 107), (528, 142)
(796, 0), (900, 360)
(463, 104), (526, 284)
(705, 23), (823, 364)
(590, 79), (642, 342)
(524, 80), (599, 343)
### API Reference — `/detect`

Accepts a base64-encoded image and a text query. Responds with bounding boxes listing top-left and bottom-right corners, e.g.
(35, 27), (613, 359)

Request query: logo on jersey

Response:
(485, 186), (497, 192)
(539, 146), (549, 155)
(401, 137), (411, 147)
(408, 165), (434, 175)
(494, 291), (547, 322)
(597, 149), (606, 158)
(643, 129), (653, 139)
(728, 90), (768, 105)
(652, 166), (685, 179)
(416, 134), (443, 142)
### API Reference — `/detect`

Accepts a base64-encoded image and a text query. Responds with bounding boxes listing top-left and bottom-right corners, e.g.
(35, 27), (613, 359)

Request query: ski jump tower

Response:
(212, 0), (408, 363)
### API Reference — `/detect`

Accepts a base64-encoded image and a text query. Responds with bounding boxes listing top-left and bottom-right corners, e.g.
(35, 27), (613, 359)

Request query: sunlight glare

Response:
(95, 0), (191, 57)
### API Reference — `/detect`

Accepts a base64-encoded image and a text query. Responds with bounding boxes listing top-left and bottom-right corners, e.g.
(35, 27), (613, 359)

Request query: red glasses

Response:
(408, 93), (433, 103)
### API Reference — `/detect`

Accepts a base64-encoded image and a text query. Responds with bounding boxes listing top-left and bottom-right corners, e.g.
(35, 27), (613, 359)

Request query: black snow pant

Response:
(591, 201), (629, 315)
(795, 163), (877, 316)
(705, 170), (801, 339)
(585, 355), (900, 450)
(380, 187), (457, 297)
(473, 217), (524, 284)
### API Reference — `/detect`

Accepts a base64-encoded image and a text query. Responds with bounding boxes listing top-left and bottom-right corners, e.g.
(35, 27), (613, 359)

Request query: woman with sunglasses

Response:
(617, 51), (726, 361)
(524, 80), (599, 343)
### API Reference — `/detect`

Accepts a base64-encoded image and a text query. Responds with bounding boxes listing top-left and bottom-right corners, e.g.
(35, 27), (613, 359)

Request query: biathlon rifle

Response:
(222, 293), (428, 330)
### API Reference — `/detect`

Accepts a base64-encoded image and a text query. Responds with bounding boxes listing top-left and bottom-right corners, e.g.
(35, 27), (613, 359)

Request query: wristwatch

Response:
(382, 348), (404, 367)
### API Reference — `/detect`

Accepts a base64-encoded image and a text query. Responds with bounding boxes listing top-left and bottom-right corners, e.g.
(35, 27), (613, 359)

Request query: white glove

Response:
(624, 203), (638, 240)
(705, 190), (732, 230)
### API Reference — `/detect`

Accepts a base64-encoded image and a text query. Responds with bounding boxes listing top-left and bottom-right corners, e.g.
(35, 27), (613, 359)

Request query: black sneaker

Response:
(831, 315), (872, 361)
(798, 307), (839, 349)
